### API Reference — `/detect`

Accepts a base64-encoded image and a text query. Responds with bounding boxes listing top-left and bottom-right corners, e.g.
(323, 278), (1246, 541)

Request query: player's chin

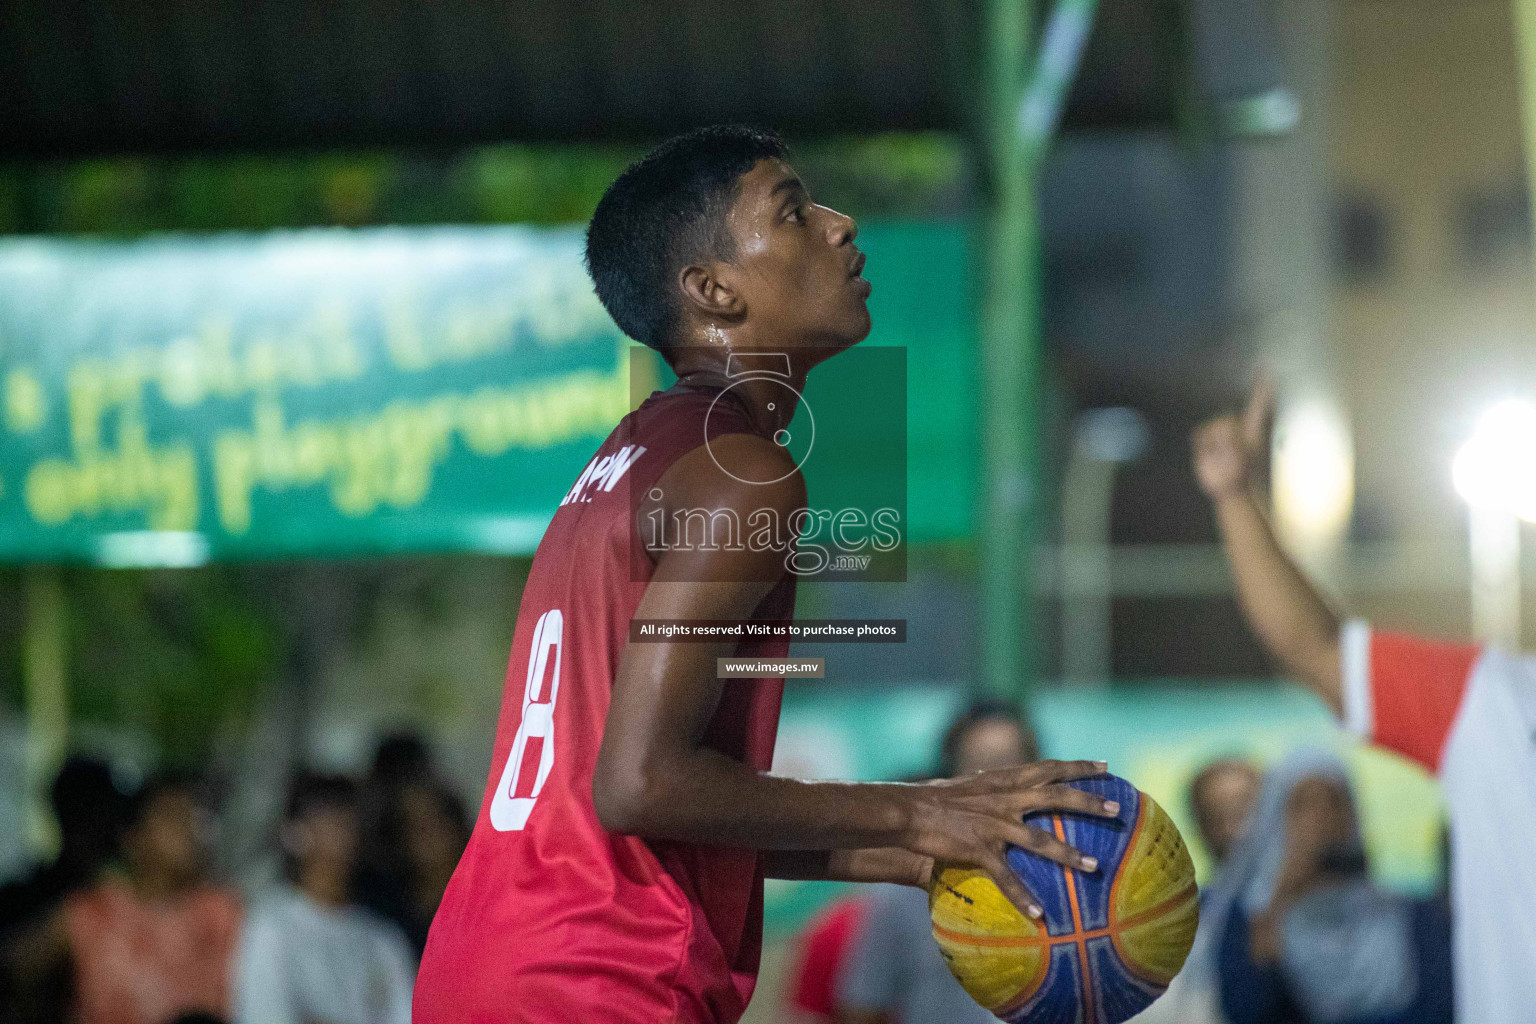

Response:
(840, 295), (874, 345)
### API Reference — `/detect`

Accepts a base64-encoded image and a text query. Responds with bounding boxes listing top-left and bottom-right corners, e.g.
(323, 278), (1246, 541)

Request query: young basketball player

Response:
(412, 126), (1116, 1024)
(1193, 383), (1536, 1024)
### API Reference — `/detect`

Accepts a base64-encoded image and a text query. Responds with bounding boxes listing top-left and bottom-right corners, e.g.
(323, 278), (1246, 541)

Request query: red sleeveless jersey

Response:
(414, 386), (796, 1024)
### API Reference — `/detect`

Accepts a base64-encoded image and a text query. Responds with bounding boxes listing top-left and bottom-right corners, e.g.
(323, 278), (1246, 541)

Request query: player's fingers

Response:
(1018, 759), (1107, 786)
(1005, 822), (1100, 874)
(1244, 379), (1276, 454)
(983, 852), (1045, 921)
(1019, 783), (1120, 819)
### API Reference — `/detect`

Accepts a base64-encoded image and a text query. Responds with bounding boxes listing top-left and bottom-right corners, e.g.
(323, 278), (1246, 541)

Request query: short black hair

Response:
(938, 698), (1040, 778)
(585, 125), (788, 351)
(285, 772), (358, 822)
(51, 756), (125, 825)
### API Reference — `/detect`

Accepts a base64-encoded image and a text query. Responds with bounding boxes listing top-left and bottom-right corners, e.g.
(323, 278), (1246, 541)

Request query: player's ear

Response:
(678, 262), (745, 322)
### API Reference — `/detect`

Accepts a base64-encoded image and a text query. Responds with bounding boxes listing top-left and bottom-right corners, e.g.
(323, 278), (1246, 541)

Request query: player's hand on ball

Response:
(906, 759), (1118, 920)
(1193, 380), (1273, 500)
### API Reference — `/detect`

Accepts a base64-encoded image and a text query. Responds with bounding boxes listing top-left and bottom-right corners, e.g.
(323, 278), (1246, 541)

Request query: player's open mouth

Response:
(848, 251), (870, 294)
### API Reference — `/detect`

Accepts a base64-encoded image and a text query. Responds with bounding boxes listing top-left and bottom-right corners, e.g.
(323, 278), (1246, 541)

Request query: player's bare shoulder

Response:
(639, 433), (806, 583)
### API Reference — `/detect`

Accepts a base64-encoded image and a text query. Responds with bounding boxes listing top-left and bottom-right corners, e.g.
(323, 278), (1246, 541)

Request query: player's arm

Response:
(1192, 385), (1343, 715)
(594, 434), (1115, 917)
(763, 847), (931, 887)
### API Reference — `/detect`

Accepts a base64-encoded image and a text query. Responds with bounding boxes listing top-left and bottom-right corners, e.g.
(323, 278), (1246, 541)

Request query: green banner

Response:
(0, 223), (976, 565)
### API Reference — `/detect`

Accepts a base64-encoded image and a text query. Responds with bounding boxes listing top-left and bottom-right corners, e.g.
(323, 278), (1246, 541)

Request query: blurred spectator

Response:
(1209, 750), (1452, 1024)
(356, 733), (444, 954)
(1194, 384), (1528, 1023)
(835, 699), (1039, 1024)
(0, 757), (128, 1024)
(355, 731), (436, 900)
(61, 773), (242, 1024)
(366, 733), (435, 793)
(1135, 756), (1261, 1024)
(1190, 758), (1261, 867)
(358, 777), (469, 956)
(234, 773), (415, 1024)
(937, 698), (1041, 777)
(784, 895), (869, 1023)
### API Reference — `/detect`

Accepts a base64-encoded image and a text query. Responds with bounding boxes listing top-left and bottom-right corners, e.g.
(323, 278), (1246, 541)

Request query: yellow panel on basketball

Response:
(928, 864), (1051, 1012)
(1111, 794), (1200, 986)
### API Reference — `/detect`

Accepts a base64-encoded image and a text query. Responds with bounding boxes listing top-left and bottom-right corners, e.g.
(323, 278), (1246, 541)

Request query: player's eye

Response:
(785, 204), (808, 224)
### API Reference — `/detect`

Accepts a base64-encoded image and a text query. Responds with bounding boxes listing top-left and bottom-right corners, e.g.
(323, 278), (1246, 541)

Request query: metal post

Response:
(1506, 0), (1536, 645)
(980, 0), (1036, 701)
(980, 0), (1099, 701)
(1515, 0), (1536, 297)
(1059, 407), (1148, 685)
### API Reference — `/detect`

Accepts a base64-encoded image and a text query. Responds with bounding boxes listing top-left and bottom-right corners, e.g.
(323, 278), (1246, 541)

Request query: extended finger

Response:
(1244, 379), (1276, 455)
(1018, 759), (1107, 786)
(1018, 783), (1120, 819)
(1005, 822), (1100, 874)
(984, 852), (1046, 921)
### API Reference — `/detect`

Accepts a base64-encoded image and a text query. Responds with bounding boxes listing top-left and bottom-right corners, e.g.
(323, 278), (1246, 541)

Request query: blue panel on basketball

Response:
(928, 774), (1199, 1024)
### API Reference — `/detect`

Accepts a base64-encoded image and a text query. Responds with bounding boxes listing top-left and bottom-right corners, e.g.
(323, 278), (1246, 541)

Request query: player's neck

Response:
(671, 366), (802, 436)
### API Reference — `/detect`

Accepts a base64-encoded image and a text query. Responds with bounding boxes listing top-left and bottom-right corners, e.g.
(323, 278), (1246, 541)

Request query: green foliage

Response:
(60, 567), (278, 766)
(0, 134), (971, 236)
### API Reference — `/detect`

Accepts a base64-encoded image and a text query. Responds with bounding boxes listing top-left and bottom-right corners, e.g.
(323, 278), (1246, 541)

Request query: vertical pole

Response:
(1514, 0), (1536, 297)
(23, 568), (69, 853)
(980, 0), (1038, 700)
(1507, 0), (1536, 646)
(1059, 454), (1117, 685)
(980, 0), (1097, 700)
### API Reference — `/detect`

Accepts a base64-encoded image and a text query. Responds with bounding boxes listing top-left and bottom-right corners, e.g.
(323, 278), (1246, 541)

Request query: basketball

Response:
(929, 774), (1199, 1024)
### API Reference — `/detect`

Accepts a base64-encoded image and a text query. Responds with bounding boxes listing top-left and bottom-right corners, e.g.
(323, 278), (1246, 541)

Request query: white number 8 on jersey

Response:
(490, 609), (563, 831)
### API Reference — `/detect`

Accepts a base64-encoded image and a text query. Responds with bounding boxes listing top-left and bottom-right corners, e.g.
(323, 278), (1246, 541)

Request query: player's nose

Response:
(825, 207), (858, 246)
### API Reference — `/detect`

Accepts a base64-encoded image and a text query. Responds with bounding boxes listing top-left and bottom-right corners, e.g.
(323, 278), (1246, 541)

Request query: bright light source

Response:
(1273, 400), (1355, 553)
(1452, 399), (1536, 522)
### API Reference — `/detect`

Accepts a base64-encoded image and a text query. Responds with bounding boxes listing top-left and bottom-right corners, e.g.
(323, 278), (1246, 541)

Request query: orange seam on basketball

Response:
(1053, 814), (1094, 1024)
(931, 885), (1196, 950)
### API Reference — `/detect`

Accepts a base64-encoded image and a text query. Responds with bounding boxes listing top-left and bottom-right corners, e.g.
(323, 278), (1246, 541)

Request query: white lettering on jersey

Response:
(559, 445), (647, 506)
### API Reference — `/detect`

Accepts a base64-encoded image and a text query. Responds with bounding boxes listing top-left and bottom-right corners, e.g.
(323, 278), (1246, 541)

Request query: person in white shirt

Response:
(234, 774), (416, 1024)
(1192, 384), (1536, 1024)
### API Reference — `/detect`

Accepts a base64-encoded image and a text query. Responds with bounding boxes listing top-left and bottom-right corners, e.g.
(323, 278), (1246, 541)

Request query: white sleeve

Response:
(1340, 619), (1374, 738)
(233, 910), (300, 1024)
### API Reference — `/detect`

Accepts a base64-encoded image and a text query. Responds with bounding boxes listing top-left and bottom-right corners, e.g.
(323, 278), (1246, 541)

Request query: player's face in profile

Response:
(722, 158), (872, 348)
